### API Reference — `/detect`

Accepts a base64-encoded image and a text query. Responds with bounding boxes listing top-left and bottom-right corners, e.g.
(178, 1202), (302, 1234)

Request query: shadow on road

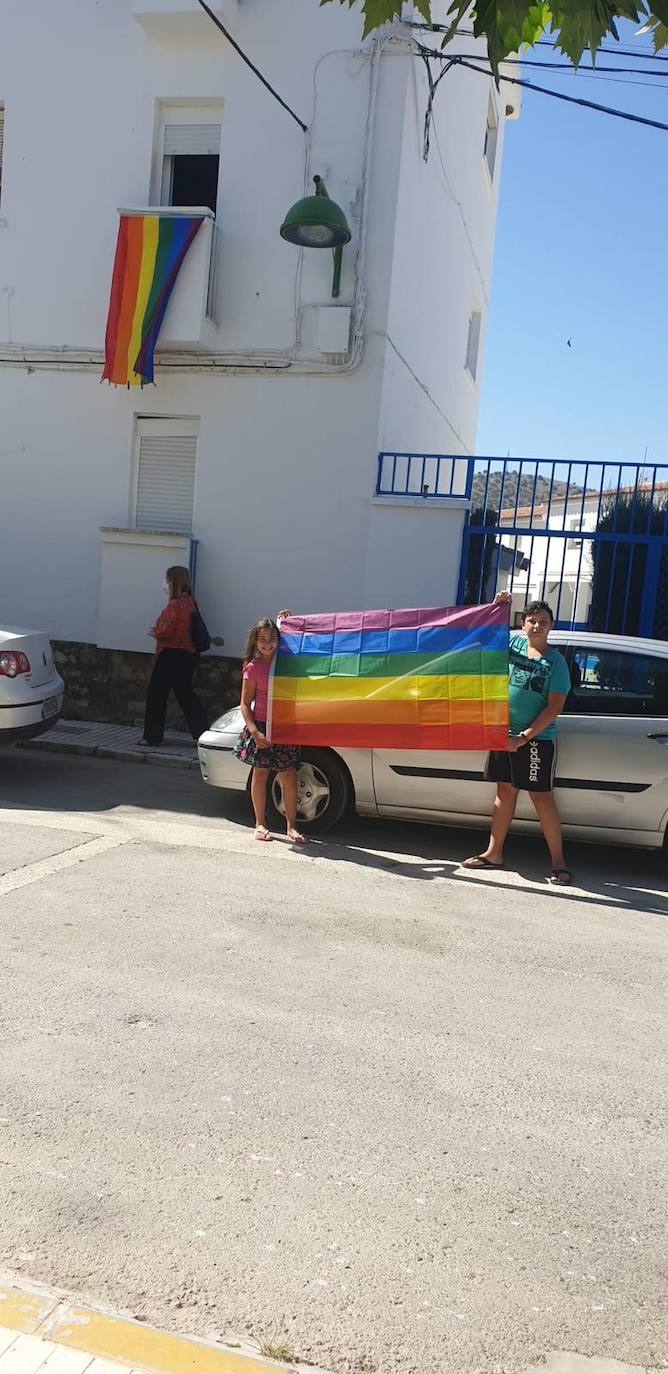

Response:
(2, 745), (665, 917)
(294, 833), (667, 916)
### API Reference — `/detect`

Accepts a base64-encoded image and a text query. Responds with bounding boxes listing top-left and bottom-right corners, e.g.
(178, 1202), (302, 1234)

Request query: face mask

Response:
(162, 581), (170, 595)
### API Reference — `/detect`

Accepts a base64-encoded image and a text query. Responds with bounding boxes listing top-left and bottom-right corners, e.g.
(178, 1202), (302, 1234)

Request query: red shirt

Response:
(154, 594), (196, 655)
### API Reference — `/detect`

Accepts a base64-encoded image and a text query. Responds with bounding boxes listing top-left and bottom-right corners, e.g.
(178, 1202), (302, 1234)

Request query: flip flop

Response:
(548, 868), (572, 885)
(254, 827), (273, 842)
(287, 830), (308, 845)
(462, 855), (505, 870)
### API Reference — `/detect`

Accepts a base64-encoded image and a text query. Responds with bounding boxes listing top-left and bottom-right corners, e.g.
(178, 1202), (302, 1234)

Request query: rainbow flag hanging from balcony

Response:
(102, 211), (205, 387)
(269, 602), (509, 751)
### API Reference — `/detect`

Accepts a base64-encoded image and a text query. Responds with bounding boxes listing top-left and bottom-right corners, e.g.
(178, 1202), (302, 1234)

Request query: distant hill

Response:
(471, 469), (579, 516)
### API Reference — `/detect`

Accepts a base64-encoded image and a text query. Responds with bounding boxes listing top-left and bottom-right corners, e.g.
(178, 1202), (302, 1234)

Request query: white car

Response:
(197, 631), (668, 852)
(0, 625), (64, 742)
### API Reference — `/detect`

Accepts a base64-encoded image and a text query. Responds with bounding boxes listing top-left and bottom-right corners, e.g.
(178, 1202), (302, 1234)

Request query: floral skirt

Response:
(234, 721), (301, 772)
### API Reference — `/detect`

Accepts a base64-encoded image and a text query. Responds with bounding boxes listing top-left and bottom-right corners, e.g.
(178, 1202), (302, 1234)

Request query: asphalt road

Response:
(0, 747), (666, 1374)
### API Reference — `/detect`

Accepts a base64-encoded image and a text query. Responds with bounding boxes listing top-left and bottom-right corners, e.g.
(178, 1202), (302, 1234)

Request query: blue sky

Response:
(476, 23), (668, 468)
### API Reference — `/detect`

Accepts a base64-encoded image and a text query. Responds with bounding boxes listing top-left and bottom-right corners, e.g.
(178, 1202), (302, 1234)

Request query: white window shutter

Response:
(136, 434), (197, 533)
(163, 123), (221, 157)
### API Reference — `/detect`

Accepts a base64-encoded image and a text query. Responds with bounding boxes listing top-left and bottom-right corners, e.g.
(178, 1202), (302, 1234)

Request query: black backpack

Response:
(190, 600), (211, 654)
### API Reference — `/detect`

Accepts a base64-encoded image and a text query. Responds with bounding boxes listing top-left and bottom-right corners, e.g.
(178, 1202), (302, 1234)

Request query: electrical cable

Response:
(447, 52), (668, 74)
(408, 19), (668, 62)
(415, 44), (668, 130)
(195, 0), (308, 133)
(456, 54), (668, 128)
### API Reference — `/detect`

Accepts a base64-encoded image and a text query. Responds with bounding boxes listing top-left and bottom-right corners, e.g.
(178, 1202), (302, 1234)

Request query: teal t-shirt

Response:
(508, 633), (571, 740)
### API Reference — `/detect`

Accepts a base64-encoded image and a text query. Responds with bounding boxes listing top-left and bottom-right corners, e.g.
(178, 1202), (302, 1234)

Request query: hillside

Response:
(471, 469), (578, 516)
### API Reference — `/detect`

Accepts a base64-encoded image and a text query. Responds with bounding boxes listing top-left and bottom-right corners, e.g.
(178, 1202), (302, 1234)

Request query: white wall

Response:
(379, 34), (505, 460)
(362, 500), (467, 609)
(0, 356), (385, 654)
(0, 1), (510, 659)
(0, 0), (385, 353)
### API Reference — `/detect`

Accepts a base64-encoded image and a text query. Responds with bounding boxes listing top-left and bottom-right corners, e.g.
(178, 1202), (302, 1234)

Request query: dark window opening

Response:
(169, 155), (219, 214)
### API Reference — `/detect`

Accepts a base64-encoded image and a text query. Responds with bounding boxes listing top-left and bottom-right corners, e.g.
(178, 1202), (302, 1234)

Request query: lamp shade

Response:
(280, 181), (351, 250)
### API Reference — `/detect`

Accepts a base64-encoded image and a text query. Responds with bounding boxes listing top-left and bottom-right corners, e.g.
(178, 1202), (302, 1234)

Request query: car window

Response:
(566, 647), (668, 717)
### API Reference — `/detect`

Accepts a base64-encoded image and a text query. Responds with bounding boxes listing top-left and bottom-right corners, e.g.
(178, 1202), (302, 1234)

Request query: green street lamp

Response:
(280, 175), (351, 298)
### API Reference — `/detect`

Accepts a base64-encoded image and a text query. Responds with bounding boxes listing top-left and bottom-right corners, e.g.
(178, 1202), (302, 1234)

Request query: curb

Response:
(22, 736), (200, 771)
(0, 1274), (325, 1374)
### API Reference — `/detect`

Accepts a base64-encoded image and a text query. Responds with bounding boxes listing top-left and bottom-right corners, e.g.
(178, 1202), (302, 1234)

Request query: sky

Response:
(476, 21), (668, 470)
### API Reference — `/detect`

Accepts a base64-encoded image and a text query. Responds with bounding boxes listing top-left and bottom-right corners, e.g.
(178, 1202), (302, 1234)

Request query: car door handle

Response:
(647, 732), (668, 740)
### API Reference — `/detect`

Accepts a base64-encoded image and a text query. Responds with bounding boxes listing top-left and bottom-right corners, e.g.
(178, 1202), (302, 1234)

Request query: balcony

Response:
(132, 0), (240, 37)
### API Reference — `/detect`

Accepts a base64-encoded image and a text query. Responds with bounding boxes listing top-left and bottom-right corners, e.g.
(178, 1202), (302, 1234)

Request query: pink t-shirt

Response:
(243, 655), (272, 721)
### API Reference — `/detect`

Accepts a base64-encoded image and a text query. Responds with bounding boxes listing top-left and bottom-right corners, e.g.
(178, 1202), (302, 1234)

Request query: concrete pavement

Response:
(0, 746), (665, 1374)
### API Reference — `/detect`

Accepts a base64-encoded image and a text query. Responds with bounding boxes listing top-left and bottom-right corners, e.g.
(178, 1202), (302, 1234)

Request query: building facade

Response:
(0, 0), (517, 718)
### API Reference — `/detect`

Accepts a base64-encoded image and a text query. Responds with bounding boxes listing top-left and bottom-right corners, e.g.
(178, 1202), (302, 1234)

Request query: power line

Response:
(417, 47), (668, 130)
(409, 20), (668, 63)
(195, 0), (308, 133)
(452, 51), (668, 75)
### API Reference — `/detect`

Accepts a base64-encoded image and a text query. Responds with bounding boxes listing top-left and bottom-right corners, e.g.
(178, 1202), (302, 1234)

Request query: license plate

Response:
(42, 696), (59, 719)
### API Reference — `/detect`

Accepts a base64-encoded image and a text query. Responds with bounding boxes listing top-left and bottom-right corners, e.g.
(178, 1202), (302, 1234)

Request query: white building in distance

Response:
(0, 0), (518, 697)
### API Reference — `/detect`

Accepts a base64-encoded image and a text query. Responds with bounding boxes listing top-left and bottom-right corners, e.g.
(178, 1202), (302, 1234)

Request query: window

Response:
(567, 514), (582, 549)
(465, 310), (482, 380)
(133, 417), (198, 534)
(155, 105), (222, 215)
(0, 105), (4, 207)
(567, 647), (668, 717)
(483, 96), (498, 181)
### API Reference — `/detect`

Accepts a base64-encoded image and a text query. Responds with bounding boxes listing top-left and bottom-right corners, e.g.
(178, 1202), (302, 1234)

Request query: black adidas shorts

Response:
(485, 739), (556, 793)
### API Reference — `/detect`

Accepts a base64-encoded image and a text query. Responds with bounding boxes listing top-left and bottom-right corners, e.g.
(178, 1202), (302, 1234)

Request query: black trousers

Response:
(143, 649), (209, 745)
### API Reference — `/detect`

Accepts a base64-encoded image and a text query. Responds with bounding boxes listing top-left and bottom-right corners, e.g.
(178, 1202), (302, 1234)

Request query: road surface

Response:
(0, 747), (665, 1374)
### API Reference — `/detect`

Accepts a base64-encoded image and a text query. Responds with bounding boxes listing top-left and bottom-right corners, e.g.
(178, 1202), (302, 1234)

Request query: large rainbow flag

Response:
(269, 602), (509, 751)
(102, 211), (205, 387)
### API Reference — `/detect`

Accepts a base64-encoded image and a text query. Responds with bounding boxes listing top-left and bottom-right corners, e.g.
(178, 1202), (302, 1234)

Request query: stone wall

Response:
(54, 642), (241, 730)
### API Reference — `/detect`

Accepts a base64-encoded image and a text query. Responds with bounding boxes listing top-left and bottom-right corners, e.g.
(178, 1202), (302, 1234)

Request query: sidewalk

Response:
(0, 1276), (320, 1374)
(21, 721), (199, 771)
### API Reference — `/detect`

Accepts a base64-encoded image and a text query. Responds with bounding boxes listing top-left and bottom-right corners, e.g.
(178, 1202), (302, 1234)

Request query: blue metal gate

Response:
(457, 458), (668, 639)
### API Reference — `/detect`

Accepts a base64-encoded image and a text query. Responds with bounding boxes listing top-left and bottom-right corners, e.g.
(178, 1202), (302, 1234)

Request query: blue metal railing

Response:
(188, 537), (199, 592)
(376, 452), (472, 500)
(457, 457), (668, 639)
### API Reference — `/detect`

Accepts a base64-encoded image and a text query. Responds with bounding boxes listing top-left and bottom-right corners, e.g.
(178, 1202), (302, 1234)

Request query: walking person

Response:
(464, 594), (573, 884)
(138, 565), (209, 748)
(234, 617), (307, 845)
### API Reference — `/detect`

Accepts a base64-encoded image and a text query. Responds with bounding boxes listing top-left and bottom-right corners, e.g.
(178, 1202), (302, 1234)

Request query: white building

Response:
(0, 0), (518, 686)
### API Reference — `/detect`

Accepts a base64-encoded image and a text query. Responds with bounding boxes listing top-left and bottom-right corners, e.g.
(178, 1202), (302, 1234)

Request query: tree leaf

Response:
(320, 0), (431, 36)
(556, 0), (643, 65)
(638, 11), (668, 45)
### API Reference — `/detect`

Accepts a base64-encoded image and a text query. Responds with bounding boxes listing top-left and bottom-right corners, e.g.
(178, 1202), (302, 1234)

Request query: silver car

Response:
(0, 625), (64, 742)
(197, 631), (668, 852)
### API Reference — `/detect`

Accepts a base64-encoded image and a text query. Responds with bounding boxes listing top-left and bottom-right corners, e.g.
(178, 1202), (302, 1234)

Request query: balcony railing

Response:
(376, 452), (472, 500)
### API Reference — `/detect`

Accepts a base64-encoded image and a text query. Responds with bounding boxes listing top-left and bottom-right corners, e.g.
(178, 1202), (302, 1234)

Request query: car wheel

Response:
(263, 749), (352, 835)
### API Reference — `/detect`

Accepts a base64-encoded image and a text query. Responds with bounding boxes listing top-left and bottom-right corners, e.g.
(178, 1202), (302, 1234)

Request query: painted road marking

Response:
(0, 837), (125, 897)
(0, 1294), (57, 1338)
(0, 1280), (327, 1374)
(48, 1307), (290, 1374)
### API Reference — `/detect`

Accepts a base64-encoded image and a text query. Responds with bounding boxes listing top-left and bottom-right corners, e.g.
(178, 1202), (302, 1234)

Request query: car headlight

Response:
(209, 708), (242, 733)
